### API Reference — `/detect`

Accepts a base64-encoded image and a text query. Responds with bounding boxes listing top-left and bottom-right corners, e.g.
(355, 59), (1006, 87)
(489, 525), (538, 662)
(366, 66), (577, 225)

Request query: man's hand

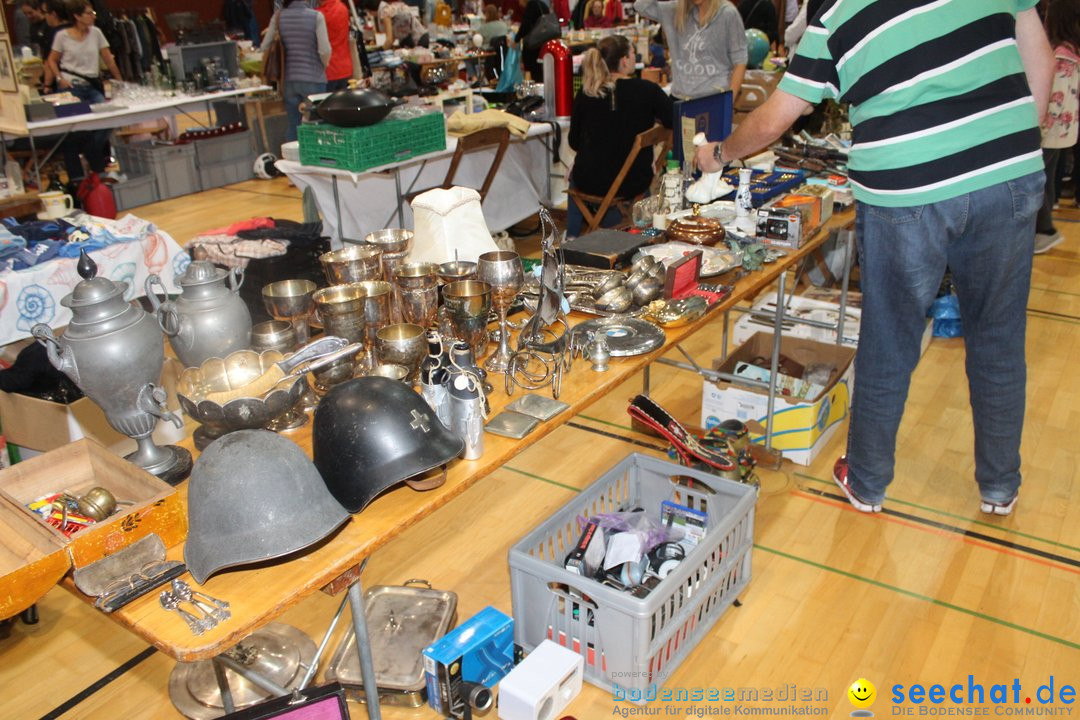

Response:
(695, 141), (724, 173)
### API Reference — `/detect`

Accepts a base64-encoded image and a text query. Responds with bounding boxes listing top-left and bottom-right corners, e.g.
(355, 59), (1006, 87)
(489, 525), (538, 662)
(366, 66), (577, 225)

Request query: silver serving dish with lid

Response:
(324, 581), (457, 706)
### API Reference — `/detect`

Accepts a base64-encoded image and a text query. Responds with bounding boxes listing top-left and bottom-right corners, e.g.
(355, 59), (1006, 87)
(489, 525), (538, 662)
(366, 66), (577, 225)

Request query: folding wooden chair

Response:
(403, 126), (512, 204)
(567, 125), (672, 235)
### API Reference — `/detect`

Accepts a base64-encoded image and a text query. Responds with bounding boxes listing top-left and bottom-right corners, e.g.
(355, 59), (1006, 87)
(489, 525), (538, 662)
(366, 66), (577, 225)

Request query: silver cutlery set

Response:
(159, 579), (231, 635)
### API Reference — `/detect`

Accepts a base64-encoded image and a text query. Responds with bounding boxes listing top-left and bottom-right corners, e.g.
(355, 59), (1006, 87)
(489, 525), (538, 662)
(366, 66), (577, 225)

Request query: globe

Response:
(746, 28), (770, 69)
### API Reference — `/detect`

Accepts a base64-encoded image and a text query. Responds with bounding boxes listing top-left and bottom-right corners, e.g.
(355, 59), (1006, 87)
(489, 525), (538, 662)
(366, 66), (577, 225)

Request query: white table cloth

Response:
(0, 215), (185, 346)
(277, 123), (559, 246)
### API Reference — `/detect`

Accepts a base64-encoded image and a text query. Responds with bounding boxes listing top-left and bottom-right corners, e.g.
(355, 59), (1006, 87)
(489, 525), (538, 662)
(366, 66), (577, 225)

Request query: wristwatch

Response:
(713, 141), (726, 167)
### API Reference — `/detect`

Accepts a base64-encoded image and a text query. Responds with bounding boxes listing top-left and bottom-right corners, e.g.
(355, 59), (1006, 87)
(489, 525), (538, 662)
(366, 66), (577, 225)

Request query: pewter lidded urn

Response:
(32, 251), (192, 484)
(145, 260), (252, 368)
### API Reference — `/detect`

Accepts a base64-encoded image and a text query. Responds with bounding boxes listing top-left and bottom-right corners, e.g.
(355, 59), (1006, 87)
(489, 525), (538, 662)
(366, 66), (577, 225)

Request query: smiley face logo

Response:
(848, 678), (876, 715)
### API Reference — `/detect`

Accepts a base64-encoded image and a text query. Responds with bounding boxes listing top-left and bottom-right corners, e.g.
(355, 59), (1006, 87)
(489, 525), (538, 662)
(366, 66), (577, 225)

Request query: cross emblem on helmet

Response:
(410, 409), (431, 433)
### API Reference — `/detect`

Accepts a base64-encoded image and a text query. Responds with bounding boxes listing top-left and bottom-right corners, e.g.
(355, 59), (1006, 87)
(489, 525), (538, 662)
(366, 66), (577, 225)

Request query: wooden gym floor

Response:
(2, 177), (1077, 719)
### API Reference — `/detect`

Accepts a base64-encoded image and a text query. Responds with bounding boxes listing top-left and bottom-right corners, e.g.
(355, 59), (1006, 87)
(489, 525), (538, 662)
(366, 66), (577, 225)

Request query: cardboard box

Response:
(732, 291), (932, 356)
(733, 292), (862, 348)
(770, 193), (822, 236)
(701, 332), (855, 465)
(0, 357), (184, 454)
(423, 606), (515, 717)
(0, 438), (186, 618)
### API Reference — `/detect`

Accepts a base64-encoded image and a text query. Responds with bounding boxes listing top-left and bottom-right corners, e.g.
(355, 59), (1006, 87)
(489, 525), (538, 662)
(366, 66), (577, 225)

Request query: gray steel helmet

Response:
(184, 429), (350, 584)
(313, 376), (464, 512)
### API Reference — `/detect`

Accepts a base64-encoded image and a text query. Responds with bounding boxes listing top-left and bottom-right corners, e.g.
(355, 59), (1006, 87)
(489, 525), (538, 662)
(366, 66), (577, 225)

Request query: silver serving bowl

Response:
(177, 349), (309, 449)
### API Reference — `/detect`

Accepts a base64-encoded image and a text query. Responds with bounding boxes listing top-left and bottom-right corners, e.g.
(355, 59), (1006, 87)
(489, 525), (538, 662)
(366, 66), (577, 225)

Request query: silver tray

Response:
(168, 623), (316, 720)
(571, 317), (666, 357)
(324, 583), (457, 704)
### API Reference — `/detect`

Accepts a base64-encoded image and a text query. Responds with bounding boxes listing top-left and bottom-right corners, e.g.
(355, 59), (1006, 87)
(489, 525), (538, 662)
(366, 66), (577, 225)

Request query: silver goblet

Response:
(262, 280), (317, 344)
(477, 251), (524, 374)
(355, 280), (393, 372)
(392, 262), (440, 328)
(440, 279), (492, 361)
(320, 245), (383, 285)
(375, 322), (427, 382)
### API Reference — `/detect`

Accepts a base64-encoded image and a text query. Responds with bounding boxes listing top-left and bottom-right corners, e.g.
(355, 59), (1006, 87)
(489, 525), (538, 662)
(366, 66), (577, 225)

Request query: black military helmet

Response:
(313, 376), (464, 512)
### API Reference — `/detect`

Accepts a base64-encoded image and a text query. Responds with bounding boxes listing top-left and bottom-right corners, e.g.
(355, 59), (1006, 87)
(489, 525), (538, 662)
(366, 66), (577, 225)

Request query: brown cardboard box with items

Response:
(701, 332), (855, 465)
(0, 350), (184, 454)
(0, 438), (186, 618)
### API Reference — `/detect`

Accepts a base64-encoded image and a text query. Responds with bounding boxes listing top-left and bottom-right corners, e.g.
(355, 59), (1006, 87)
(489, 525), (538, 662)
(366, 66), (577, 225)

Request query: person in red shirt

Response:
(318, 0), (354, 91)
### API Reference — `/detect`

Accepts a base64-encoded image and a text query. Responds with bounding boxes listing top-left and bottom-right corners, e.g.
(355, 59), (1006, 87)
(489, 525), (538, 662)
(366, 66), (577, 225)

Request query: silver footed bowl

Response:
(177, 349), (309, 449)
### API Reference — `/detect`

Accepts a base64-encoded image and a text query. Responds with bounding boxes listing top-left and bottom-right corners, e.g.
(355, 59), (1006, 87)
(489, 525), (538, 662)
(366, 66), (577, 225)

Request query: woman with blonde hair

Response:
(567, 35), (673, 236)
(634, 0), (746, 99)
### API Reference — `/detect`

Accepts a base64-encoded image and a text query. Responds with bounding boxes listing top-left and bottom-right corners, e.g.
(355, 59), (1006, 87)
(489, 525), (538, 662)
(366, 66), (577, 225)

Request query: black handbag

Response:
(523, 11), (560, 52)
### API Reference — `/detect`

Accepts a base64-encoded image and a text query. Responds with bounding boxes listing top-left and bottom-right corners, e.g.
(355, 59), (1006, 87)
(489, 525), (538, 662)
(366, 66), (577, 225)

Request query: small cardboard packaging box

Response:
(701, 332), (855, 465)
(0, 439), (187, 618)
(423, 606), (515, 717)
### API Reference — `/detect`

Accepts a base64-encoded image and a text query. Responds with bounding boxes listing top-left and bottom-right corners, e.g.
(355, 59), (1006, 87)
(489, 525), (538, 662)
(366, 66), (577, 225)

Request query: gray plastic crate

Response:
(509, 453), (755, 700)
(193, 129), (254, 167)
(111, 174), (158, 211)
(198, 157), (255, 190)
(121, 142), (201, 200)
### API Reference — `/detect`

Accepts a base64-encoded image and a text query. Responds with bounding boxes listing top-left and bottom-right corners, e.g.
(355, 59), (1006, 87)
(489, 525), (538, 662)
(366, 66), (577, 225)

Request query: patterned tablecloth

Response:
(0, 215), (186, 347)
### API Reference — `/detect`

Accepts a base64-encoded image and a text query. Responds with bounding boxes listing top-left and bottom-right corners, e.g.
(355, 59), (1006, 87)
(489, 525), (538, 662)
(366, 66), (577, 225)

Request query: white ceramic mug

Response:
(39, 191), (74, 219)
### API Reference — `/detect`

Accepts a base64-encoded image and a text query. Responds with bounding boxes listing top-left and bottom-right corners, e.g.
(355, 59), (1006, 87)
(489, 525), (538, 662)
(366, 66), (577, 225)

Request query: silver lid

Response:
(324, 584), (457, 691)
(177, 260), (228, 287)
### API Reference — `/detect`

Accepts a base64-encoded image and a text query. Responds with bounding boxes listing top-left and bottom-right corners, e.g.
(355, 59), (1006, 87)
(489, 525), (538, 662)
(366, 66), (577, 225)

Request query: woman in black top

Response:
(567, 34), (673, 236)
(514, 0), (548, 79)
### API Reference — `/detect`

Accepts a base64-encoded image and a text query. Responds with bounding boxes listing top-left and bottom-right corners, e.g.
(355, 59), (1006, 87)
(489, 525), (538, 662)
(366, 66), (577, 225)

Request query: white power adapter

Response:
(497, 640), (584, 720)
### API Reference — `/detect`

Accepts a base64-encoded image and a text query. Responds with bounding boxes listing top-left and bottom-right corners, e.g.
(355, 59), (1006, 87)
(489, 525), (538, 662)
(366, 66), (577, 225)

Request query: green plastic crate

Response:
(298, 112), (447, 172)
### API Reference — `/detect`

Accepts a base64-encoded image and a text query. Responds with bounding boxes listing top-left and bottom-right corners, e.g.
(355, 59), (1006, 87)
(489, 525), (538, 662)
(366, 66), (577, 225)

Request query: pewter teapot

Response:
(32, 251), (191, 483)
(146, 261), (252, 368)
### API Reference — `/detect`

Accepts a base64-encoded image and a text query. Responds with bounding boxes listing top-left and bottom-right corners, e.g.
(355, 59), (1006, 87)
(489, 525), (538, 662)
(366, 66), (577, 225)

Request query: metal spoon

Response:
(171, 579), (230, 624)
(159, 590), (209, 635)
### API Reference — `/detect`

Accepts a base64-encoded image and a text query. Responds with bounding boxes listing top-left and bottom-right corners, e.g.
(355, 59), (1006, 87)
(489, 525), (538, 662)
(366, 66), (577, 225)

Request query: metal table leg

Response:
(332, 175), (343, 246)
(764, 270), (788, 451)
(216, 654), (292, 696)
(212, 657), (237, 714)
(347, 579), (383, 720)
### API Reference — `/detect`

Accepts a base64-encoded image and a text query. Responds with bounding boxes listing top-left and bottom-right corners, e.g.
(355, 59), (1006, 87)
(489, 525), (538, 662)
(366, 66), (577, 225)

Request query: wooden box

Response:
(0, 439), (187, 618)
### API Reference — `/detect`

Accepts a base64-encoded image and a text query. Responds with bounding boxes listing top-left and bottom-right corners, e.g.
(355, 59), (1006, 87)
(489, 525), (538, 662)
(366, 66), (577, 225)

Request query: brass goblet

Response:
(476, 251), (524, 374)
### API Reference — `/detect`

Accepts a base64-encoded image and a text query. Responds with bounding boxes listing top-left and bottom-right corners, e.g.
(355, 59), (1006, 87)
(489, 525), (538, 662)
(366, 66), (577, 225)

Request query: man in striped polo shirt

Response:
(696, 0), (1053, 516)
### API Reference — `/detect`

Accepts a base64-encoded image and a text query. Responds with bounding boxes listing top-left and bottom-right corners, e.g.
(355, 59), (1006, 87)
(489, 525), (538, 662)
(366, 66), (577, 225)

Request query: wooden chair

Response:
(403, 126), (512, 204)
(567, 125), (672, 235)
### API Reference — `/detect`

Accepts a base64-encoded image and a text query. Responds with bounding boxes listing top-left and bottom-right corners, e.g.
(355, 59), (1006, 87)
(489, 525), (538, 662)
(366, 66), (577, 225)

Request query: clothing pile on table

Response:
(0, 214), (161, 273)
(188, 218), (325, 269)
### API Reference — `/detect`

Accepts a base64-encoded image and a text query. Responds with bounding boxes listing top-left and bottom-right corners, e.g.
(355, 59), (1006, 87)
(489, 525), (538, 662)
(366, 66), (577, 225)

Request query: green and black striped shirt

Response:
(779, 0), (1043, 207)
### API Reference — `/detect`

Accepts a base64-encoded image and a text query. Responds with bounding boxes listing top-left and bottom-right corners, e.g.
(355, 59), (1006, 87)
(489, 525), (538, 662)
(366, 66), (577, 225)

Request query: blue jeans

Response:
(61, 84), (108, 181)
(846, 171), (1043, 505)
(283, 80), (327, 143)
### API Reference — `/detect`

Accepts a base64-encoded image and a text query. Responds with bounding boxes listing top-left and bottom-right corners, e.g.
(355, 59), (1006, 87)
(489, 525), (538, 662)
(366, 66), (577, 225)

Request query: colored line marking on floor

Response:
(223, 186), (304, 200)
(1027, 307), (1080, 324)
(565, 420), (670, 452)
(754, 543), (1080, 651)
(1031, 285), (1080, 299)
(502, 465), (581, 492)
(796, 473), (1080, 554)
(794, 488), (1080, 575)
(38, 646), (157, 720)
